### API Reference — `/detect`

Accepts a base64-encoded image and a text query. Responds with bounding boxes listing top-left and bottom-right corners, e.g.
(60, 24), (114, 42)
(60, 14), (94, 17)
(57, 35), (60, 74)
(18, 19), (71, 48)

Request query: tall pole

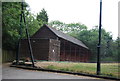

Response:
(22, 1), (35, 67)
(16, 1), (23, 65)
(97, 0), (102, 75)
(16, 10), (22, 65)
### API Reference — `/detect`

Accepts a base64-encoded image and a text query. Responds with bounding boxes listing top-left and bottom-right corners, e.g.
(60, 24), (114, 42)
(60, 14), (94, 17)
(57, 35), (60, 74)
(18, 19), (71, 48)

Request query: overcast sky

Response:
(25, 0), (119, 39)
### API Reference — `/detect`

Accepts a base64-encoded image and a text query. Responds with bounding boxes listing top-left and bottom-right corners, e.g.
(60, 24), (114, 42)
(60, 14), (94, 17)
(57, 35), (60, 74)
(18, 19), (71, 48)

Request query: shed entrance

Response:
(49, 39), (60, 61)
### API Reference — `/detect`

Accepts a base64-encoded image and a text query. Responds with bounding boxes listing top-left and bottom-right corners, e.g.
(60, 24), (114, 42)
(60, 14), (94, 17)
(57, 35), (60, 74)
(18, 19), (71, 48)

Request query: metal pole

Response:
(97, 0), (102, 75)
(22, 2), (35, 67)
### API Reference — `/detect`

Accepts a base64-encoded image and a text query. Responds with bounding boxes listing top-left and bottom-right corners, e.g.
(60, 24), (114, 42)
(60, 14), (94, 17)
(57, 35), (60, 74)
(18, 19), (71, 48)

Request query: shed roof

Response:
(32, 24), (88, 49)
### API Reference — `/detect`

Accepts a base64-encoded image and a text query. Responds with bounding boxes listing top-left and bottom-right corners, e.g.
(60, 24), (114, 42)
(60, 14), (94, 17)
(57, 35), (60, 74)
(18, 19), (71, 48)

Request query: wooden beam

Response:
(79, 47), (80, 61)
(70, 43), (71, 61)
(64, 40), (66, 61)
(75, 46), (77, 61)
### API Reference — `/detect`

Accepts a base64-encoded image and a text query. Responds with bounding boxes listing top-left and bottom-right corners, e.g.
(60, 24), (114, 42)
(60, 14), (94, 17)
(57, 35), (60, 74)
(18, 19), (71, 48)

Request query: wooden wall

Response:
(20, 38), (90, 62)
(59, 38), (89, 62)
(20, 39), (60, 61)
(20, 39), (49, 60)
(31, 26), (57, 39)
(2, 50), (16, 63)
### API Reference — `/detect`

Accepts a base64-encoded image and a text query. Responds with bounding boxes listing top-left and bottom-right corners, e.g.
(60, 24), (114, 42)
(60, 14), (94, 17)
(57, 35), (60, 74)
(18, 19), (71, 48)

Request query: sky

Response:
(25, 0), (119, 40)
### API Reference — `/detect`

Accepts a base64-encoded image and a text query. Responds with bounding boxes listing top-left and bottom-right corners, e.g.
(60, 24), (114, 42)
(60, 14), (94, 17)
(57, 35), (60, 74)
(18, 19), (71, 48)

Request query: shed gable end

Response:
(31, 26), (57, 39)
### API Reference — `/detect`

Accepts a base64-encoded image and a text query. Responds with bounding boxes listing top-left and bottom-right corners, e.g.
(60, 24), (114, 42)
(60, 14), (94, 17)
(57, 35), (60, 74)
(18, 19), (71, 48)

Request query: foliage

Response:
(37, 8), (48, 26)
(26, 13), (39, 36)
(2, 2), (22, 50)
(2, 2), (47, 50)
(77, 27), (114, 62)
(49, 20), (87, 34)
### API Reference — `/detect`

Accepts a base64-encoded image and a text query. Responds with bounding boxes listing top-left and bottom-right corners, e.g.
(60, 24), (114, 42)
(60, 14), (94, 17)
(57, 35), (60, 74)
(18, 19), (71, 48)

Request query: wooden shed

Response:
(20, 24), (90, 62)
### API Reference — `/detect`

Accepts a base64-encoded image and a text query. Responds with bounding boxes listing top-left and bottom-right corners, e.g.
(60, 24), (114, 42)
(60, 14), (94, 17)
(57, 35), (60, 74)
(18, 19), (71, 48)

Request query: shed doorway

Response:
(49, 39), (60, 61)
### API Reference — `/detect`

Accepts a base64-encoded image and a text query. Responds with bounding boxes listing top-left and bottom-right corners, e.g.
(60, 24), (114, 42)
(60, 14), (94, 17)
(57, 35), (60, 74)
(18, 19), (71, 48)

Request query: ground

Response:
(34, 61), (119, 78)
(2, 63), (103, 80)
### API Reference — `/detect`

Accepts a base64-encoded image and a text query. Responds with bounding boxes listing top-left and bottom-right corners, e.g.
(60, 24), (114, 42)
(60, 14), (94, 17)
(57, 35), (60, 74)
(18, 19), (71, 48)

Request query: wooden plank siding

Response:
(20, 39), (49, 60)
(59, 38), (90, 62)
(2, 50), (16, 63)
(20, 39), (60, 61)
(31, 26), (57, 39)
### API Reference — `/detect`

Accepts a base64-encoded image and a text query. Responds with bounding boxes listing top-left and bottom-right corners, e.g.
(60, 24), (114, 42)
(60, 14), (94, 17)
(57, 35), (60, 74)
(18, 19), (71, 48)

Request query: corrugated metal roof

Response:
(45, 24), (88, 49)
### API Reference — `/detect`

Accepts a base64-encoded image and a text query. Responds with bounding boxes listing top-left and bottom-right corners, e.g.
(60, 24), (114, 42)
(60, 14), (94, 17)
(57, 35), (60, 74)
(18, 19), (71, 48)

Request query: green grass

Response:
(36, 61), (119, 78)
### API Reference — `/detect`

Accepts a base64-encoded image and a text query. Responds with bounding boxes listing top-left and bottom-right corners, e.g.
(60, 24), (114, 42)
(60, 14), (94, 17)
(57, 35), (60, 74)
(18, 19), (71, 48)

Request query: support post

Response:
(97, 0), (102, 75)
(22, 2), (35, 67)
(70, 43), (71, 61)
(16, 5), (23, 65)
(74, 46), (76, 62)
(79, 48), (80, 62)
(64, 40), (66, 61)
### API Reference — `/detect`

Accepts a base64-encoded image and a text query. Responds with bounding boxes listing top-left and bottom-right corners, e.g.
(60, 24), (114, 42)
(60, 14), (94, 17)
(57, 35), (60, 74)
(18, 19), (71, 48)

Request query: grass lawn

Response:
(35, 61), (119, 78)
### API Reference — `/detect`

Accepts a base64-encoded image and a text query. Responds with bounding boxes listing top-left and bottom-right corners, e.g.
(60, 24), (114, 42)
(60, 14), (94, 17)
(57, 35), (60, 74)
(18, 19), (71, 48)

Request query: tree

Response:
(49, 20), (87, 34)
(75, 27), (117, 62)
(2, 2), (22, 50)
(37, 8), (48, 26)
(2, 2), (40, 50)
(49, 20), (67, 32)
(26, 13), (39, 36)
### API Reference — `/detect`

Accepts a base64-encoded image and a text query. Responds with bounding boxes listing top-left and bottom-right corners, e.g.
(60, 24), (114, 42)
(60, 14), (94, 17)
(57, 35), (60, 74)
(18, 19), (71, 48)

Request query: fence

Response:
(2, 50), (16, 63)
